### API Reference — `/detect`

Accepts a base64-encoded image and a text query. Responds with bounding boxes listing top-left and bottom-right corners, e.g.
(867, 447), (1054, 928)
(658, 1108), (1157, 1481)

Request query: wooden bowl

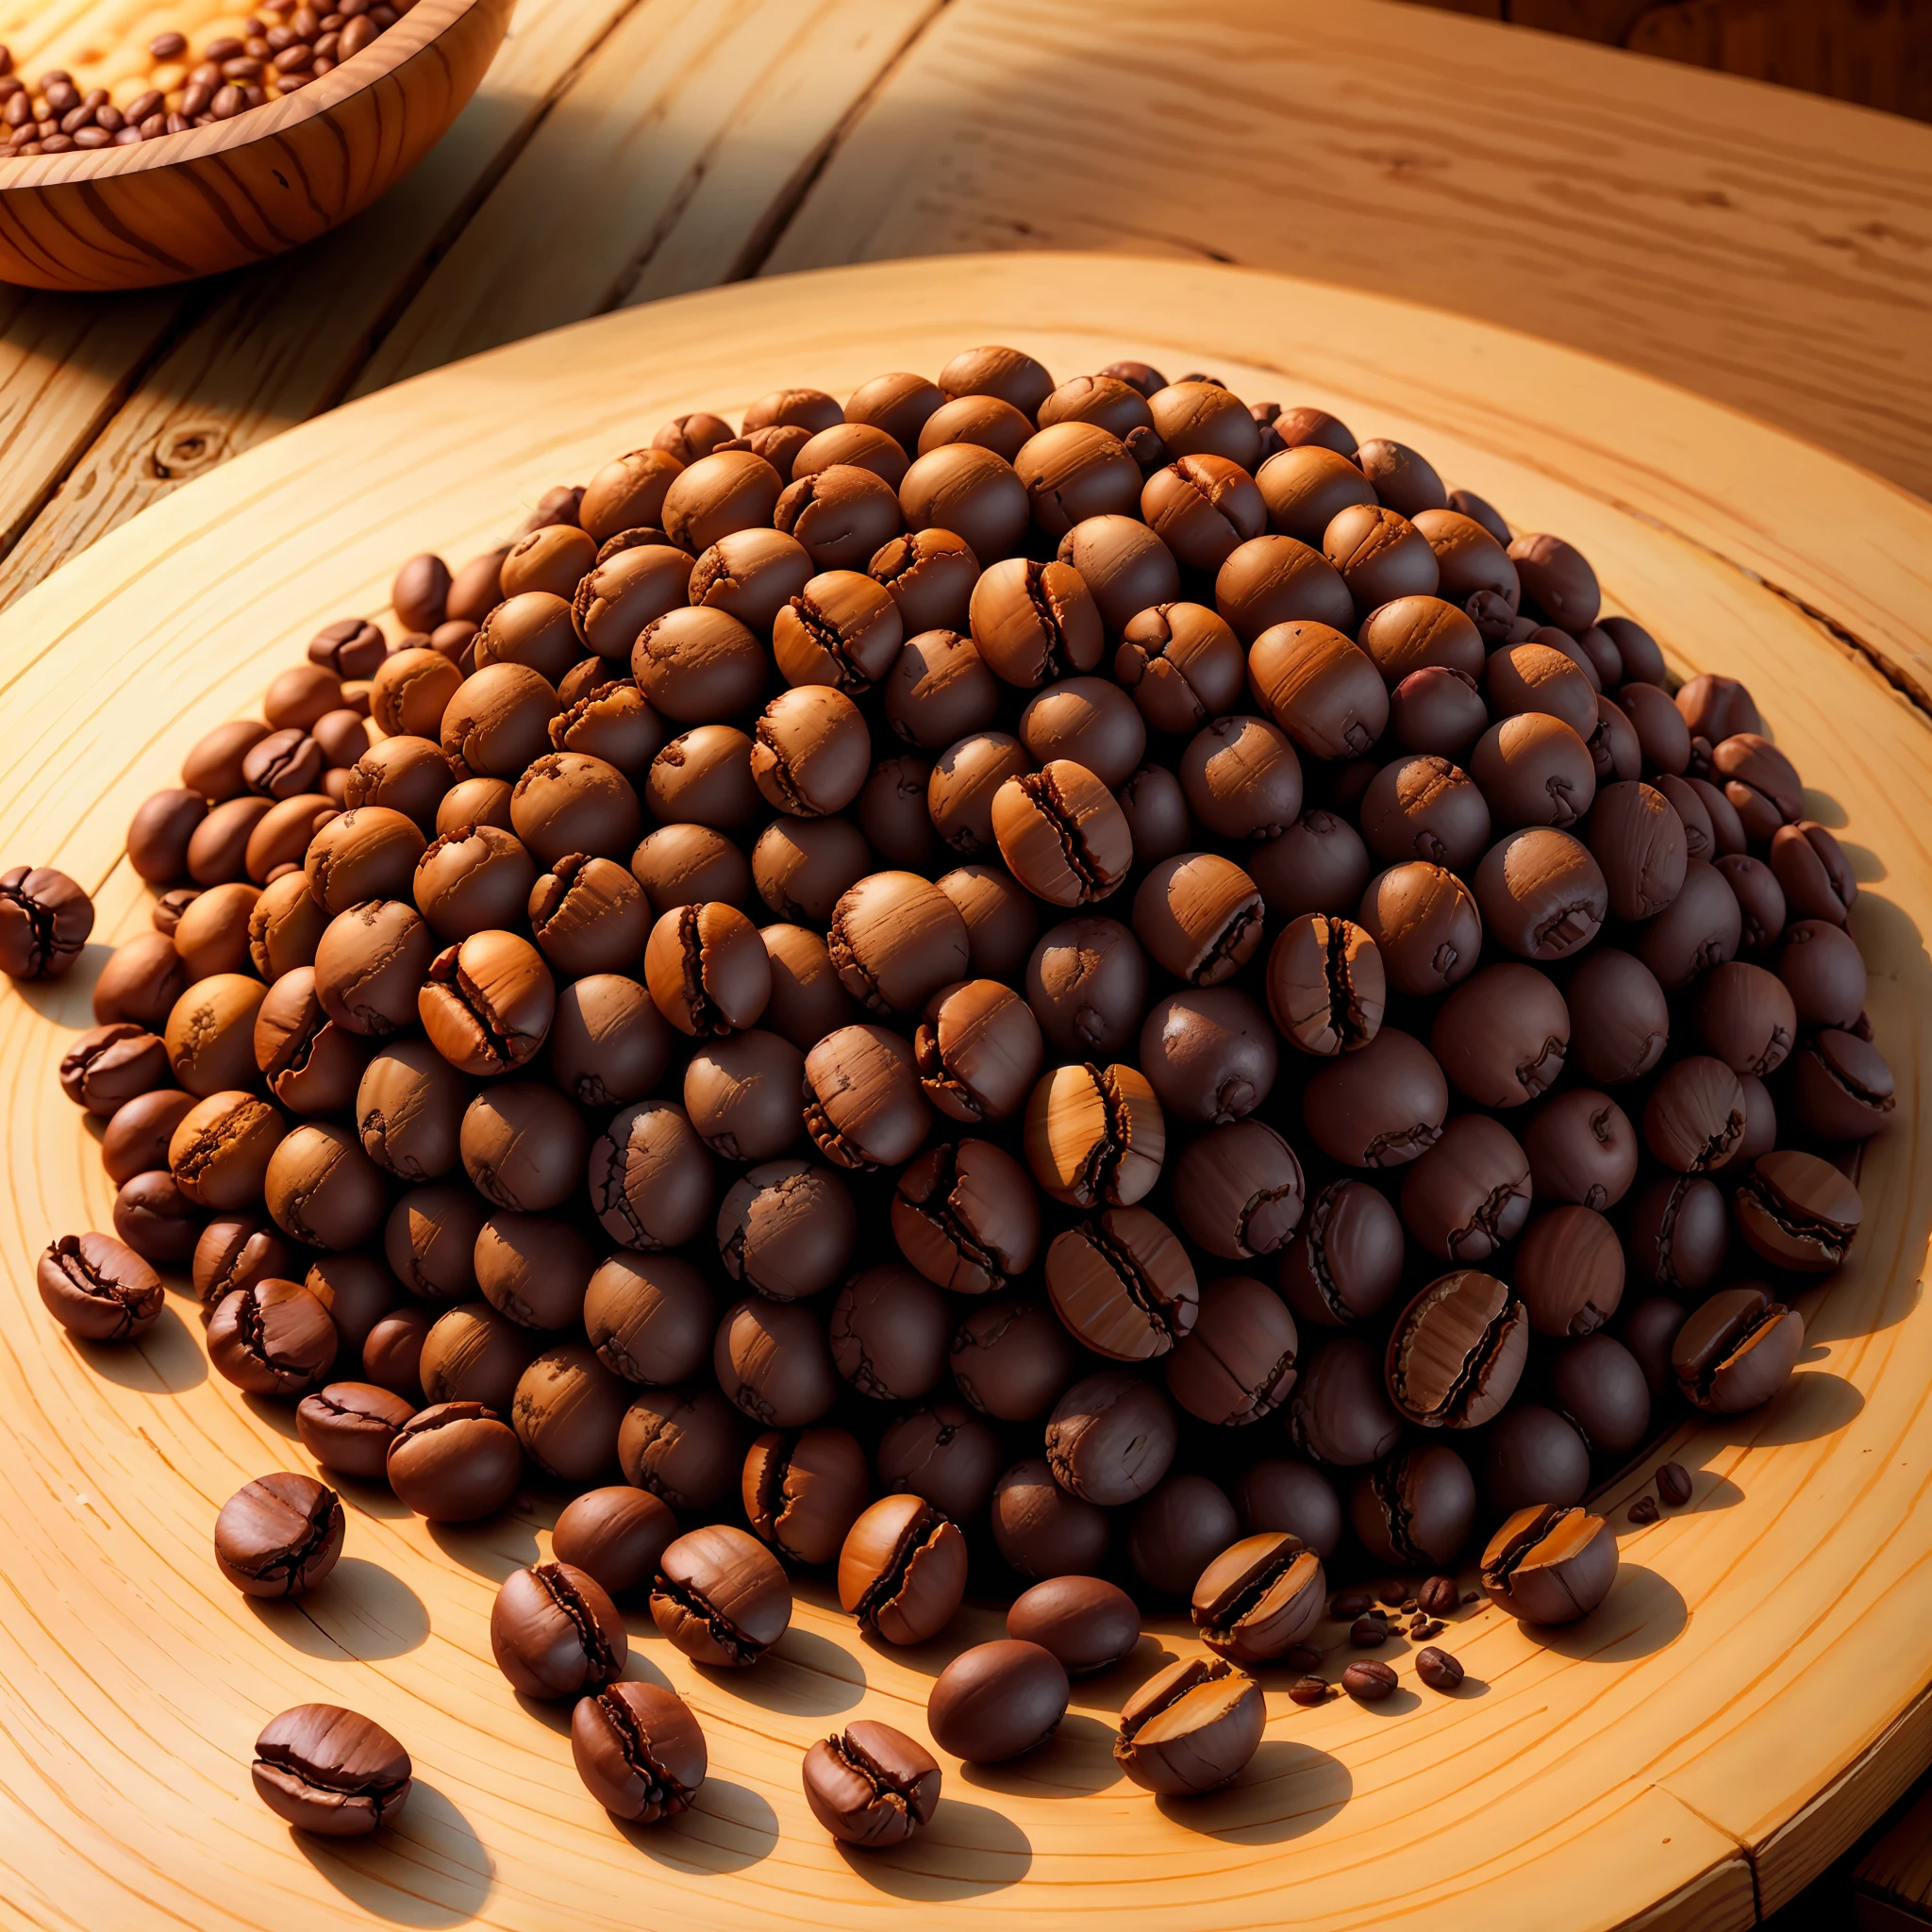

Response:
(1, 254), (1927, 1931)
(0, 0), (510, 290)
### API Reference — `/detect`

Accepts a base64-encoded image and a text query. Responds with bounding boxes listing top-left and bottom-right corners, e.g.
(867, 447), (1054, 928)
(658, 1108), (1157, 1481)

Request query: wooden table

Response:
(0, 0), (1930, 615)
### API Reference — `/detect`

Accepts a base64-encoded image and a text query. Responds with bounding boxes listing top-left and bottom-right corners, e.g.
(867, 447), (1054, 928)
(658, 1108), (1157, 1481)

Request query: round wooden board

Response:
(2, 254), (1930, 1932)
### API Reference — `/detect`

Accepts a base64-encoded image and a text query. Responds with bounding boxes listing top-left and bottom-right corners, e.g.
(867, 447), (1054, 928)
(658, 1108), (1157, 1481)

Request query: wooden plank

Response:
(348, 0), (942, 396)
(1856, 1783), (1932, 1926)
(0, 255), (1929, 1931)
(0, 0), (640, 613)
(758, 0), (1932, 502)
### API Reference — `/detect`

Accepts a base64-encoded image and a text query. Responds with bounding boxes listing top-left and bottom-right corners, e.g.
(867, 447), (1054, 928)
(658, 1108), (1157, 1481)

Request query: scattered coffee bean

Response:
(214, 1472), (344, 1597)
(252, 1703), (411, 1837)
(802, 1721), (941, 1846)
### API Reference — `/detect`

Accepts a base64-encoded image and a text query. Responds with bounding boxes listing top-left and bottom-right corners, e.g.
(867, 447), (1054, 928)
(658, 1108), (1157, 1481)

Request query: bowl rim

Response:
(0, 0), (488, 188)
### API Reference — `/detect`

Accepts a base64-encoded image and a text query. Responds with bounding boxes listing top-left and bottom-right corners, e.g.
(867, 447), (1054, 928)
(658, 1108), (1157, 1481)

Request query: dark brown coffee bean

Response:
(1139, 986), (1277, 1125)
(305, 806), (425, 915)
(265, 1122), (387, 1250)
(774, 569), (906, 694)
(1485, 1405), (1589, 1515)
(1470, 711), (1595, 831)
(1643, 1055), (1746, 1172)
(1587, 780), (1688, 921)
(1386, 1269), (1527, 1428)
(36, 1232), (164, 1341)
(214, 1471), (344, 1597)
(1657, 1461), (1694, 1507)
(1481, 1502), (1618, 1624)
(112, 1170), (200, 1264)
(295, 1381), (416, 1481)
(950, 1295), (1074, 1422)
(837, 1493), (967, 1644)
(802, 1023), (930, 1169)
(714, 1296), (836, 1428)
(1172, 1119), (1305, 1261)
(1164, 1274), (1300, 1425)
(741, 1424), (870, 1564)
(1025, 915), (1147, 1057)
(1564, 949), (1669, 1086)
(991, 759), (1133, 905)
(1474, 827), (1607, 960)
(1734, 1148), (1862, 1274)
(1398, 1114), (1531, 1263)
(1352, 1443), (1476, 1569)
(1415, 1645), (1464, 1691)
(92, 932), (189, 1029)
(1115, 603), (1245, 733)
(61, 1024), (171, 1117)
(1046, 1208), (1198, 1361)
(572, 1680), (706, 1823)
(991, 1457), (1109, 1577)
(128, 790), (208, 884)
(388, 1400), (522, 1520)
(1357, 860), (1479, 996)
(1549, 1330), (1651, 1454)
(1178, 712), (1304, 841)
(208, 1277), (338, 1396)
(1045, 1371), (1178, 1505)
(801, 1721), (939, 1846)
(168, 1089), (284, 1208)
(1007, 1574), (1140, 1675)
(1114, 1656), (1263, 1793)
(891, 1138), (1039, 1295)
(826, 1265), (948, 1404)
(928, 1640), (1070, 1763)
(491, 1560), (627, 1696)
(252, 1703), (411, 1836)
(1129, 1474), (1241, 1601)
(642, 900), (770, 1037)
(1674, 1282), (1806, 1416)
(104, 1088), (200, 1186)
(0, 865), (92, 978)
(1791, 1026), (1896, 1141)
(1302, 1025), (1446, 1169)
(1191, 1531), (1324, 1662)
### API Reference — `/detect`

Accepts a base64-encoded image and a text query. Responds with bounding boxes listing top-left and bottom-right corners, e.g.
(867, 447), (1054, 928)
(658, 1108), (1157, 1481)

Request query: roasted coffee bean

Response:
(948, 1294), (1074, 1422)
(1427, 962), (1567, 1108)
(761, 924), (861, 1048)
(1046, 1207), (1197, 1359)
(912, 978), (1041, 1125)
(1191, 1532), (1324, 1663)
(214, 1471), (344, 1597)
(1244, 811), (1366, 923)
(36, 1232), (164, 1341)
(1128, 1474), (1242, 1596)
(774, 570), (906, 694)
(0, 865), (92, 978)
(714, 1158), (854, 1302)
(650, 1523), (791, 1666)
(1351, 1444), (1476, 1568)
(1515, 1205), (1625, 1336)
(1587, 780), (1687, 921)
(1674, 1284), (1803, 1413)
(382, 1184), (487, 1304)
(1398, 1114), (1531, 1264)
(252, 1703), (411, 1837)
(1791, 1026), (1896, 1141)
(1302, 1025), (1446, 1170)
(643, 900), (770, 1037)
(837, 1493), (968, 1643)
(1358, 755), (1490, 874)
(420, 1301), (535, 1413)
(1007, 1574), (1140, 1675)
(1025, 914), (1148, 1056)
(1414, 1646), (1464, 1692)
(586, 1098), (711, 1247)
(104, 1088), (200, 1187)
(1474, 827), (1607, 961)
(1657, 1461), (1694, 1507)
(1024, 1060), (1163, 1208)
(1390, 665), (1490, 759)
(926, 730), (1029, 857)
(1385, 1270), (1527, 1428)
(1734, 1148), (1862, 1274)
(265, 1122), (387, 1249)
(803, 1023), (931, 1169)
(901, 443), (1029, 565)
(990, 759), (1133, 905)
(683, 1028), (805, 1162)
(1248, 621), (1390, 761)
(928, 1640), (1070, 1763)
(172, 880), (259, 979)
(1276, 1178), (1405, 1331)
(826, 1265), (947, 1404)
(1470, 712), (1595, 832)
(1264, 911), (1384, 1057)
(388, 1400), (523, 1521)
(890, 1139), (1039, 1294)
(752, 815), (873, 925)
(1481, 1503), (1618, 1624)
(295, 1381), (417, 1481)
(1165, 1274), (1300, 1425)
(1178, 713), (1304, 841)
(168, 1089), (284, 1208)
(617, 1384), (743, 1512)
(418, 930), (554, 1075)
(414, 824), (539, 941)
(1115, 603), (1246, 733)
(883, 626), (999, 753)
(308, 900), (434, 1041)
(1357, 860), (1480, 996)
(741, 1424), (871, 1564)
(876, 1402), (1003, 1521)
(1626, 1170), (1728, 1295)
(1113, 1656), (1263, 1795)
(1564, 948), (1669, 1086)
(92, 932), (189, 1032)
(208, 1277), (338, 1397)
(1139, 986), (1276, 1125)
(1484, 1405), (1590, 1515)
(572, 1680), (707, 1823)
(713, 1294), (836, 1428)
(871, 527), (979, 635)
(1017, 675), (1147, 791)
(802, 1721), (940, 1847)
(1046, 1371), (1178, 1506)
(1173, 1119), (1305, 1260)
(1637, 857), (1742, 990)
(304, 807), (425, 916)
(1695, 959), (1796, 1076)
(548, 1488), (676, 1600)
(490, 1560), (626, 1697)
(1549, 1331), (1651, 1454)
(990, 1457), (1110, 1577)
(1644, 1055), (1746, 1172)
(525, 854), (650, 978)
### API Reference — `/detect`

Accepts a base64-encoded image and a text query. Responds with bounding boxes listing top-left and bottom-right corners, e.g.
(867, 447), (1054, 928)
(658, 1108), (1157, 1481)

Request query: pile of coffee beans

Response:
(18, 341), (1890, 1833)
(0, 1), (402, 157)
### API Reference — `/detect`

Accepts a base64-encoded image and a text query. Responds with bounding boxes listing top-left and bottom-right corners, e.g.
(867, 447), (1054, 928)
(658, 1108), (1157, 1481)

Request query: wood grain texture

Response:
(759, 0), (1932, 501)
(0, 0), (514, 291)
(2, 253), (1931, 1931)
(0, 0), (643, 612)
(1856, 1782), (1932, 1923)
(348, 0), (942, 394)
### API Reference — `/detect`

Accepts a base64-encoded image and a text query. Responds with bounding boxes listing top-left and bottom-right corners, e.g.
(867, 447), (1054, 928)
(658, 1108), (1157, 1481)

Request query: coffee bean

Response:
(1113, 1656), (1264, 1793)
(1025, 914), (1147, 1057)
(837, 1493), (967, 1644)
(740, 1424), (869, 1565)
(949, 1294), (1074, 1422)
(113, 1170), (200, 1264)
(1191, 1531), (1324, 1663)
(829, 1265), (949, 1403)
(1006, 1574), (1140, 1675)
(1290, 1675), (1334, 1707)
(252, 1703), (411, 1836)
(491, 1560), (627, 1696)
(1046, 1208), (1198, 1359)
(572, 1681), (707, 1823)
(1522, 1088), (1639, 1210)
(295, 1381), (416, 1481)
(714, 1296), (836, 1427)
(802, 1721), (940, 1846)
(214, 1471), (344, 1596)
(1352, 1444), (1475, 1569)
(1342, 1659), (1399, 1701)
(388, 1401), (523, 1521)
(991, 759), (1133, 906)
(1045, 1371), (1178, 1505)
(1386, 1269), (1528, 1428)
(1673, 1284), (1802, 1414)
(0, 865), (93, 978)
(467, 1083), (589, 1215)
(717, 1158), (855, 1300)
(1415, 1645), (1464, 1691)
(802, 1023), (930, 1169)
(1657, 1461), (1694, 1507)
(37, 1232), (164, 1341)
(926, 1640), (1069, 1765)
(1481, 1503), (1618, 1624)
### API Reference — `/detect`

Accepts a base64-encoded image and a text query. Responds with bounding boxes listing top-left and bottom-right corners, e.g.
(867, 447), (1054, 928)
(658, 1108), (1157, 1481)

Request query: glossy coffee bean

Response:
(651, 1523), (792, 1666)
(837, 1493), (968, 1644)
(491, 1561), (627, 1697)
(251, 1703), (411, 1838)
(1007, 1574), (1140, 1675)
(1481, 1503), (1618, 1624)
(928, 1640), (1070, 1763)
(36, 1232), (165, 1341)
(1046, 1371), (1178, 1506)
(295, 1381), (417, 1481)
(1112, 1657), (1263, 1796)
(990, 1458), (1110, 1578)
(572, 1680), (707, 1824)
(801, 1722), (940, 1847)
(1673, 1284), (1803, 1413)
(1734, 1149), (1862, 1274)
(387, 1401), (523, 1522)
(1350, 1443), (1476, 1569)
(1191, 1532), (1324, 1662)
(1046, 1208), (1198, 1360)
(1385, 1270), (1527, 1428)
(1173, 1119), (1305, 1260)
